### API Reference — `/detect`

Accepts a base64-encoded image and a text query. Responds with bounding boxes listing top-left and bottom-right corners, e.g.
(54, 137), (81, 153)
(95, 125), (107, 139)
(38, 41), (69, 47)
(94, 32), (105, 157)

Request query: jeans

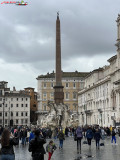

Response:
(96, 139), (100, 147)
(59, 140), (63, 148)
(77, 138), (82, 151)
(87, 138), (92, 145)
(22, 137), (26, 145)
(111, 136), (116, 143)
(1, 154), (15, 160)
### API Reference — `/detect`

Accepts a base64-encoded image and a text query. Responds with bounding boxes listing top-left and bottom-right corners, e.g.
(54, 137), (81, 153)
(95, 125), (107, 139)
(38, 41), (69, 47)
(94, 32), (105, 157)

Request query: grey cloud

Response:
(0, 0), (119, 67)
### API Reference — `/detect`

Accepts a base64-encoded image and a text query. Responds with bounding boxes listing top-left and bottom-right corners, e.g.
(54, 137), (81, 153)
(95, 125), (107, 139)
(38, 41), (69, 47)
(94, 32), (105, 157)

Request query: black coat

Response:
(28, 137), (46, 157)
(94, 132), (101, 140)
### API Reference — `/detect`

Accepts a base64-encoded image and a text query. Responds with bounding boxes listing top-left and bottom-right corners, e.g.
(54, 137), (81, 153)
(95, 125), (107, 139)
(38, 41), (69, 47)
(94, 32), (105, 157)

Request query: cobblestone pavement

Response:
(14, 136), (120, 160)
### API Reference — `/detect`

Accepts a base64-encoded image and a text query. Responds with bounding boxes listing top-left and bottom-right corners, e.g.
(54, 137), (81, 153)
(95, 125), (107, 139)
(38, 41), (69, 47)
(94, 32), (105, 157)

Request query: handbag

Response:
(83, 140), (88, 144)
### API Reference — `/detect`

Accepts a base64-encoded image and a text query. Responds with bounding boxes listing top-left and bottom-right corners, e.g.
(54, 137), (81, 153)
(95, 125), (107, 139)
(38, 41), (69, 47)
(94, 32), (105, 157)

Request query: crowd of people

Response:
(0, 125), (119, 160)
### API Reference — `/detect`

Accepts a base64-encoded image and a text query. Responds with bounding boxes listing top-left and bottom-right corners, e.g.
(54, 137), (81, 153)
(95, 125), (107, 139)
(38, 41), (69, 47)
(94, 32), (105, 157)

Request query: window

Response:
(11, 104), (13, 108)
(22, 98), (23, 101)
(73, 92), (77, 99)
(26, 98), (27, 101)
(0, 119), (2, 124)
(0, 98), (2, 101)
(50, 92), (54, 100)
(43, 92), (47, 100)
(5, 112), (7, 117)
(0, 104), (2, 107)
(25, 119), (28, 124)
(26, 112), (27, 116)
(16, 112), (18, 116)
(66, 83), (69, 88)
(0, 112), (2, 116)
(21, 112), (23, 116)
(21, 119), (23, 124)
(16, 98), (18, 101)
(66, 92), (69, 100)
(5, 119), (7, 124)
(5, 104), (7, 107)
(26, 104), (28, 107)
(16, 104), (18, 107)
(11, 112), (13, 117)
(51, 83), (53, 88)
(73, 83), (76, 88)
(33, 104), (36, 107)
(43, 83), (46, 88)
(16, 119), (18, 124)
(0, 90), (2, 95)
(21, 104), (23, 107)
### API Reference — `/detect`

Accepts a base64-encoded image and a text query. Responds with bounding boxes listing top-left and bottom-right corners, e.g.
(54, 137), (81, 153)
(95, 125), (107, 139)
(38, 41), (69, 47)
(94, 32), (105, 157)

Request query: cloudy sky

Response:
(0, 0), (120, 90)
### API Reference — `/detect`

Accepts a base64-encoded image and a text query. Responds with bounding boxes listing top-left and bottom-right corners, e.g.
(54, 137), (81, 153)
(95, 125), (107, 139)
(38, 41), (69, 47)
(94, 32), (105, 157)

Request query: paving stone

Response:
(14, 136), (120, 160)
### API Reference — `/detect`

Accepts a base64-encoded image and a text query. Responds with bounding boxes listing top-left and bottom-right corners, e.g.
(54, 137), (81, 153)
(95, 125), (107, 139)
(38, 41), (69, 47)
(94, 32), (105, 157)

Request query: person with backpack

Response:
(86, 127), (93, 149)
(46, 140), (57, 160)
(28, 129), (46, 160)
(76, 126), (83, 153)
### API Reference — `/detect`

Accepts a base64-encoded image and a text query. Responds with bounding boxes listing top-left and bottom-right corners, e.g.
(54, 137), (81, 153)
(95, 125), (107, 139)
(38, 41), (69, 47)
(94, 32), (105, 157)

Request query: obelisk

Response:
(54, 12), (64, 105)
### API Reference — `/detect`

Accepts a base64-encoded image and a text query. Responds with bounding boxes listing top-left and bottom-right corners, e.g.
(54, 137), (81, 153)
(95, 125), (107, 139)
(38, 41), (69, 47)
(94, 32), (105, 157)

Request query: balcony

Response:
(36, 110), (48, 114)
(98, 109), (103, 113)
(85, 110), (93, 114)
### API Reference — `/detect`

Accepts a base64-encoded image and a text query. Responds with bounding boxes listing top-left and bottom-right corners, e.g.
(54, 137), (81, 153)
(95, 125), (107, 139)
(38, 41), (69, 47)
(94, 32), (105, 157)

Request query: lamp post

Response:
(2, 98), (5, 128)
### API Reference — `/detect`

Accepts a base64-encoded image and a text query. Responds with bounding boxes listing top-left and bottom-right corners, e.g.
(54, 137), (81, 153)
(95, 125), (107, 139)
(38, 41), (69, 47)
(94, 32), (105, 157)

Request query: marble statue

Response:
(40, 101), (79, 128)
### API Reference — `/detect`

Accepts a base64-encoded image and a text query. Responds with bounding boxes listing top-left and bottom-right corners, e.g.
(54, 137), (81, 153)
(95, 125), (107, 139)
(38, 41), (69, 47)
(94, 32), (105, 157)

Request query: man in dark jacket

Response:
(28, 130), (46, 160)
(94, 128), (101, 149)
(21, 128), (27, 145)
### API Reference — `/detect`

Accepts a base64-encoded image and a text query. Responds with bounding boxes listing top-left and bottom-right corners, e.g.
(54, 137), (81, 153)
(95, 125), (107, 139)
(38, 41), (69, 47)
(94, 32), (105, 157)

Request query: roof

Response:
(37, 71), (89, 79)
(107, 55), (117, 63)
(24, 87), (35, 90)
(4, 92), (30, 97)
(0, 81), (8, 84)
(85, 67), (103, 79)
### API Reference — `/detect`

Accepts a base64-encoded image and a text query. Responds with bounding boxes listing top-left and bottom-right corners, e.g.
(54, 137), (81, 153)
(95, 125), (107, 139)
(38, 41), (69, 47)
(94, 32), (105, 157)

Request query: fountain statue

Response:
(40, 101), (79, 129)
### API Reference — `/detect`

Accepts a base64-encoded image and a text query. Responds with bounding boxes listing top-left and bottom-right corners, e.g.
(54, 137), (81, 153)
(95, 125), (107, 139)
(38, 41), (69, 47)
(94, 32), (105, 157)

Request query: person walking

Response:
(94, 128), (101, 149)
(76, 126), (83, 153)
(86, 127), (93, 149)
(111, 127), (116, 145)
(28, 129), (46, 160)
(58, 129), (65, 149)
(14, 129), (20, 145)
(46, 140), (57, 160)
(1, 129), (19, 160)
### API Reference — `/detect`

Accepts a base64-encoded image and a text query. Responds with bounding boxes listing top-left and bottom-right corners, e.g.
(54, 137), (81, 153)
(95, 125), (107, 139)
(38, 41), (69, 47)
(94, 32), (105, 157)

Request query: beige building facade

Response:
(36, 71), (89, 124)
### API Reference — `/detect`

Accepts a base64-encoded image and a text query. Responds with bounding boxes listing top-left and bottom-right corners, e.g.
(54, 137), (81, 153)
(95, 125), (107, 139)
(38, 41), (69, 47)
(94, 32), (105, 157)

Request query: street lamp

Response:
(2, 98), (5, 128)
